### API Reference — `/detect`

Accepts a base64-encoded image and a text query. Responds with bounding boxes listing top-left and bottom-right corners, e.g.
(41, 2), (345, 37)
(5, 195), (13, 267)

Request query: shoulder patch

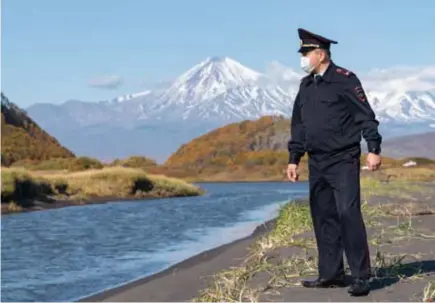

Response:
(336, 67), (352, 77)
(354, 86), (367, 102)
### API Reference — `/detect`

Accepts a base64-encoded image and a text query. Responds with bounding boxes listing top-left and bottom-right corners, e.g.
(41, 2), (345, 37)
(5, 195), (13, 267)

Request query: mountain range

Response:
(25, 57), (435, 162)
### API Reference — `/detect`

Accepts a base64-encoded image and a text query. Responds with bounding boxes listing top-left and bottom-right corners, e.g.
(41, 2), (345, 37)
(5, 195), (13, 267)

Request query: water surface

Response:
(1, 181), (308, 302)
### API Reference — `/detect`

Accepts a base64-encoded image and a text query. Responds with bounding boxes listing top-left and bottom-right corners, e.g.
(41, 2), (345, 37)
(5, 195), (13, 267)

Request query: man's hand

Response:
(287, 164), (299, 182)
(366, 153), (381, 171)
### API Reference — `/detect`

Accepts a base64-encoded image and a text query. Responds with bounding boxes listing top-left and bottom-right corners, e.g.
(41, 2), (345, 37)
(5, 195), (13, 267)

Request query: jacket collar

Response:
(302, 61), (336, 86)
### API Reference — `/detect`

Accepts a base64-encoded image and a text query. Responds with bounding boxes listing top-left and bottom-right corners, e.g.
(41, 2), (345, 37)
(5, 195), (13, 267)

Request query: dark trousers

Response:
(308, 148), (371, 280)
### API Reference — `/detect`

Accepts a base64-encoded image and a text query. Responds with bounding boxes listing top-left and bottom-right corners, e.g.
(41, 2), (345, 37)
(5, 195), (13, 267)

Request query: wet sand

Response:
(79, 185), (435, 302)
(79, 220), (277, 302)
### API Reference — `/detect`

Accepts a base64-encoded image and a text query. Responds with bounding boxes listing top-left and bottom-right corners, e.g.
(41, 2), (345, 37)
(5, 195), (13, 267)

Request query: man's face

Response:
(302, 49), (325, 69)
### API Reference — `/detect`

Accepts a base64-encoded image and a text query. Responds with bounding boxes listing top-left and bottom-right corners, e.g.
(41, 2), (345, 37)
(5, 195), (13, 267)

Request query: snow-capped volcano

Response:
(24, 57), (435, 160)
(26, 57), (435, 126)
(147, 56), (296, 120)
(158, 56), (264, 104)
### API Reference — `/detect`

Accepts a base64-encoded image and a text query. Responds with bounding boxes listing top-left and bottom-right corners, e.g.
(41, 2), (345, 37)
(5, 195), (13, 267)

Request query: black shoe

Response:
(301, 277), (346, 288)
(348, 278), (370, 296)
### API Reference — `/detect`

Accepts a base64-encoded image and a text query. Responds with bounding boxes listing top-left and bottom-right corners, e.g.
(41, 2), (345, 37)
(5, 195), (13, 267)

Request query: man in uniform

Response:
(287, 28), (382, 297)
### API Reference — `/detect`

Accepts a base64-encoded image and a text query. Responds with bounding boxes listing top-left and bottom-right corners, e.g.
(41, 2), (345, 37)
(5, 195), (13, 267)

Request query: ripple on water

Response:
(1, 181), (308, 302)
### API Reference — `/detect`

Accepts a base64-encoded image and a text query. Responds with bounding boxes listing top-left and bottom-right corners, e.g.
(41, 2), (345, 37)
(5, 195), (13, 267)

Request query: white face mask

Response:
(300, 56), (315, 73)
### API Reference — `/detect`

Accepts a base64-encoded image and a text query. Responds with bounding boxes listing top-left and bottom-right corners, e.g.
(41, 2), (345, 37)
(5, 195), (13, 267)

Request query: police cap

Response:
(298, 28), (338, 53)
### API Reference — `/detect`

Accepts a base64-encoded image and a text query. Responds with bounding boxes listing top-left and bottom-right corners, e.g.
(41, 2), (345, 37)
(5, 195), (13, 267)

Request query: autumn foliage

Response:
(158, 115), (435, 181)
(159, 116), (307, 181)
(1, 93), (75, 166)
(2, 91), (433, 184)
(10, 157), (104, 171)
(110, 155), (158, 170)
(165, 116), (291, 168)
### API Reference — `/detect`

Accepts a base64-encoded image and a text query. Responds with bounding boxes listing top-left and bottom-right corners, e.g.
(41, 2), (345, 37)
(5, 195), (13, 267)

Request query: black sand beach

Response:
(79, 220), (277, 302)
(80, 182), (435, 302)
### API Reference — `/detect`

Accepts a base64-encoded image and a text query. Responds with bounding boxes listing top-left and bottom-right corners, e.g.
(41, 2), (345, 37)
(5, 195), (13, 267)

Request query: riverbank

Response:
(174, 163), (435, 184)
(1, 167), (204, 214)
(78, 213), (281, 302)
(79, 177), (435, 302)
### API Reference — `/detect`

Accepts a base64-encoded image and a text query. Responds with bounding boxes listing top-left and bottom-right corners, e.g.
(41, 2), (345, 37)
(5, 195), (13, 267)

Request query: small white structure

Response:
(362, 165), (369, 170)
(402, 160), (417, 167)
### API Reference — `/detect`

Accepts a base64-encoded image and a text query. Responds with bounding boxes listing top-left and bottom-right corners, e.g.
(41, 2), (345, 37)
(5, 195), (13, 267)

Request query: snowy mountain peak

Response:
(366, 90), (435, 123)
(198, 56), (262, 81)
(160, 56), (264, 103)
(24, 59), (435, 162)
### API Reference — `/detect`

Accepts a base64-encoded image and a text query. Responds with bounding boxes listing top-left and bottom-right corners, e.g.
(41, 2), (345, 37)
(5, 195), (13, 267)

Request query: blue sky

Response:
(2, 0), (435, 107)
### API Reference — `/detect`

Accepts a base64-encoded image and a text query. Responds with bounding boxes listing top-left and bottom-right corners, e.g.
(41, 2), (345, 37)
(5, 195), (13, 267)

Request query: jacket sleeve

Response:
(343, 74), (382, 154)
(288, 91), (306, 164)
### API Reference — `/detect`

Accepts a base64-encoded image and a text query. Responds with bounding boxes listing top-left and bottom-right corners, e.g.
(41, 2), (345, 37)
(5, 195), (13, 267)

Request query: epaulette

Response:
(335, 67), (353, 77)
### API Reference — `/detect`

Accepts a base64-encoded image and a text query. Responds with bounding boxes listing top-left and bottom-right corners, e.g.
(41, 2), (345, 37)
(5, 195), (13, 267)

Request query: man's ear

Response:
(320, 49), (328, 62)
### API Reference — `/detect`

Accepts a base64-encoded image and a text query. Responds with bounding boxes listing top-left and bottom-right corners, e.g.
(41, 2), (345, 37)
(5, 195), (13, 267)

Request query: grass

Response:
(372, 250), (423, 281)
(193, 176), (435, 302)
(1, 166), (204, 212)
(360, 179), (435, 302)
(160, 157), (435, 183)
(35, 167), (203, 198)
(381, 166), (435, 182)
(263, 203), (312, 247)
(193, 201), (313, 302)
(423, 280), (435, 302)
(361, 176), (424, 199)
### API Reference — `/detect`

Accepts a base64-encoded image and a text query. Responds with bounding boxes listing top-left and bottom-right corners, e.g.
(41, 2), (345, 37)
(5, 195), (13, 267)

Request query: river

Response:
(1, 181), (309, 302)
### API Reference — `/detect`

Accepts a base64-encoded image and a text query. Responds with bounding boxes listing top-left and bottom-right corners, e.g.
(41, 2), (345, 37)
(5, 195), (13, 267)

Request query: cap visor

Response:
(298, 46), (316, 53)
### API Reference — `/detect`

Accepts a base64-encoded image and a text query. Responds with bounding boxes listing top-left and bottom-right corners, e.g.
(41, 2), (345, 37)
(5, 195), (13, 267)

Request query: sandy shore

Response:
(78, 182), (435, 302)
(79, 219), (277, 302)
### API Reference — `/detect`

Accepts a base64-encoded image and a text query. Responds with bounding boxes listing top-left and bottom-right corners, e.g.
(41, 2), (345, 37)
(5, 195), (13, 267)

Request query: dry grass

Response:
(179, 165), (309, 183)
(360, 175), (434, 230)
(193, 201), (313, 302)
(167, 158), (435, 183)
(35, 166), (203, 198)
(381, 166), (435, 182)
(382, 202), (435, 216)
(423, 280), (435, 302)
(262, 254), (318, 289)
(6, 201), (23, 213)
(194, 208), (429, 302)
(372, 250), (423, 281)
(195, 258), (268, 302)
(361, 176), (424, 199)
(1, 167), (54, 203)
(193, 176), (435, 302)
(1, 167), (33, 197)
(1, 166), (203, 211)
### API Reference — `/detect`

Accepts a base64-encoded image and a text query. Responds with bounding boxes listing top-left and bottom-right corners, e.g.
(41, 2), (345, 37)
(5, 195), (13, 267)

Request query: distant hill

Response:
(160, 115), (431, 181)
(379, 131), (435, 159)
(1, 93), (75, 166)
(165, 115), (290, 167)
(160, 116), (305, 181)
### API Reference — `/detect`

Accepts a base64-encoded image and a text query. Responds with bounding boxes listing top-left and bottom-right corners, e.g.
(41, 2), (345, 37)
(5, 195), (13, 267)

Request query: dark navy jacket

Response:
(288, 61), (382, 165)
